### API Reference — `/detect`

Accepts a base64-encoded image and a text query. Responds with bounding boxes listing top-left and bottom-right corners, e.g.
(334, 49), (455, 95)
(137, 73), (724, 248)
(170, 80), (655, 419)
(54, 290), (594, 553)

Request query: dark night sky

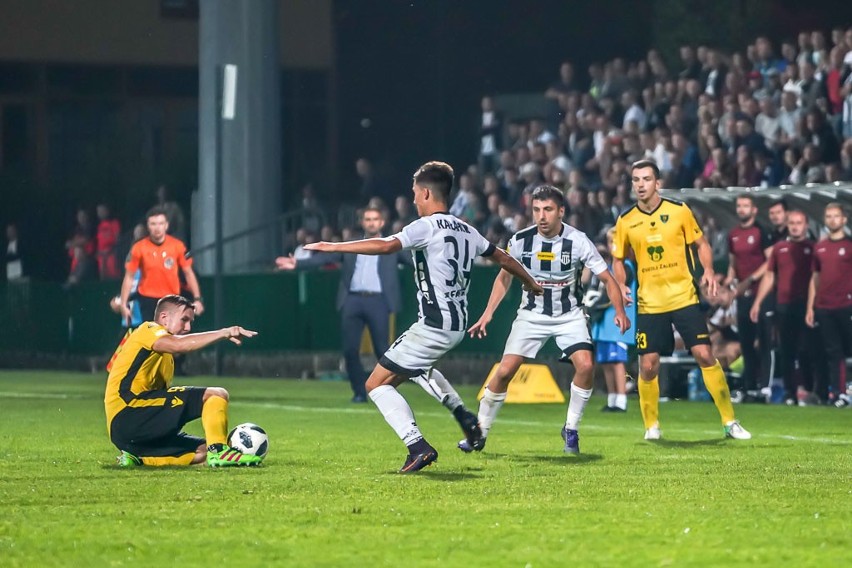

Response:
(332, 0), (851, 194)
(334, 0), (654, 192)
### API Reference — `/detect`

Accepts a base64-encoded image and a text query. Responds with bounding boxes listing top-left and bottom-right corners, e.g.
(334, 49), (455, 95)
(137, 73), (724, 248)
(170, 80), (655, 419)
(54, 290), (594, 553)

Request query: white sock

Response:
(409, 369), (463, 411)
(478, 388), (507, 437)
(566, 382), (593, 430)
(615, 393), (627, 410)
(368, 385), (423, 446)
(607, 393), (617, 407)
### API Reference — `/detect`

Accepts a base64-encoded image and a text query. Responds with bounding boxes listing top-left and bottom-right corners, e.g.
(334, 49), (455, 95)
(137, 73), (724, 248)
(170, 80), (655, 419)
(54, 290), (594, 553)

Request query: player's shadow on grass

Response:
(647, 438), (726, 448)
(391, 470), (481, 480)
(488, 452), (603, 464)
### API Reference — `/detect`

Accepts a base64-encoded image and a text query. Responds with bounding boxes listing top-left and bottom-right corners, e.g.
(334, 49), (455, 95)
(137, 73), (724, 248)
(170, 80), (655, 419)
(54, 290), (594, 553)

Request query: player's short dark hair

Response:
(735, 194), (756, 206)
(155, 294), (194, 318)
(530, 185), (566, 208)
(769, 198), (788, 211)
(631, 159), (661, 180)
(146, 206), (168, 221)
(413, 161), (454, 202)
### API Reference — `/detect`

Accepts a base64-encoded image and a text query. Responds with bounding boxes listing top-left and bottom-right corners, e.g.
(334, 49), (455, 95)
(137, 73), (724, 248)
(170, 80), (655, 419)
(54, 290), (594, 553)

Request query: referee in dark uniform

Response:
(276, 207), (412, 402)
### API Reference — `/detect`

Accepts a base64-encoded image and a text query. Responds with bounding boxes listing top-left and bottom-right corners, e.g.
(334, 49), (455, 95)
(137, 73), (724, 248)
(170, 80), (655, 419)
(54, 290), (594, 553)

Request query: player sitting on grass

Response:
(104, 294), (260, 467)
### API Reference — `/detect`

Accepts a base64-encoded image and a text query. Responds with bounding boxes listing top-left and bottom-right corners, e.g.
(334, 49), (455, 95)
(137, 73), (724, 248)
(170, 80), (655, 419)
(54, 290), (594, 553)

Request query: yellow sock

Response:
(701, 362), (735, 424)
(201, 395), (228, 446)
(141, 453), (196, 467)
(638, 376), (660, 429)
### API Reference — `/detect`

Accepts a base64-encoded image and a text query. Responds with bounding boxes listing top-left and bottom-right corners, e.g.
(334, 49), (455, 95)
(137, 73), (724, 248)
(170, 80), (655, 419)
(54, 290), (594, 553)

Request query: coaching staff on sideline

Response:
(119, 207), (205, 324)
(276, 207), (412, 402)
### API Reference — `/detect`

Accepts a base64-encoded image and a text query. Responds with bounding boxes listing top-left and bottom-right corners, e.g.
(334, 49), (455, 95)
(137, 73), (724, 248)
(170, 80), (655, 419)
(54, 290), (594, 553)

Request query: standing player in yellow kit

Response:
(612, 160), (751, 441)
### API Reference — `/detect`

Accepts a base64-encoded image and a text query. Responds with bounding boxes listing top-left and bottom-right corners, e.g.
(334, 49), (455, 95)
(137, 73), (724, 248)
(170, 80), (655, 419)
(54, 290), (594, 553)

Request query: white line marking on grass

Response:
(0, 391), (73, 400)
(232, 401), (852, 446)
(3, 392), (849, 446)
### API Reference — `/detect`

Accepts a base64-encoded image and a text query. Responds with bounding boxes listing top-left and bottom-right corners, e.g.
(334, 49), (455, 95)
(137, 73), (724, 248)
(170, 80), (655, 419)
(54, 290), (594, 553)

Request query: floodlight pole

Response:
(214, 64), (237, 376)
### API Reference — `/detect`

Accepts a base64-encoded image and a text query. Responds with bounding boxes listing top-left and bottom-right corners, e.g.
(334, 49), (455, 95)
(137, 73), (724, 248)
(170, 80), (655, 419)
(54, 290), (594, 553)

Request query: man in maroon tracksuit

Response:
(806, 203), (852, 403)
(724, 195), (773, 398)
(750, 210), (822, 404)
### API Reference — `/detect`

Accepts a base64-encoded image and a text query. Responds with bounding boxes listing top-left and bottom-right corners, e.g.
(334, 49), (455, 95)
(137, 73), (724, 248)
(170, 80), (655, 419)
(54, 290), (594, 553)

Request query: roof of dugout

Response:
(661, 183), (852, 229)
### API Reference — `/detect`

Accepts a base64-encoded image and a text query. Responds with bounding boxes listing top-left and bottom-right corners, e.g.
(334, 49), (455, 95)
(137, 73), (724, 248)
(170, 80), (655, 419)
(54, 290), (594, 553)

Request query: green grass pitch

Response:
(0, 370), (849, 567)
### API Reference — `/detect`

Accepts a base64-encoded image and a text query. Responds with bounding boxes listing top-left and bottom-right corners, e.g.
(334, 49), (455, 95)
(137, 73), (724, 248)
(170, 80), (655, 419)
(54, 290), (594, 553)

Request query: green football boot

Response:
(116, 451), (142, 467)
(206, 445), (263, 467)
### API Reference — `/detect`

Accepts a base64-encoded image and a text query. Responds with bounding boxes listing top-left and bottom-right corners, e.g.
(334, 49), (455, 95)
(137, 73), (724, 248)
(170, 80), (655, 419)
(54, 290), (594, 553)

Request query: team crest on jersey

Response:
(840, 248), (846, 256)
(660, 214), (669, 223)
(647, 245), (664, 262)
(164, 256), (175, 269)
(561, 250), (571, 265)
(747, 235), (754, 244)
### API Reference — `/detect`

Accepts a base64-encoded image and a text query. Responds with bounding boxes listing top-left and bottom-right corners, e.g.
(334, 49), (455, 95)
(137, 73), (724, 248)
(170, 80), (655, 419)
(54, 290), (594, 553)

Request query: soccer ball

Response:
(227, 423), (269, 458)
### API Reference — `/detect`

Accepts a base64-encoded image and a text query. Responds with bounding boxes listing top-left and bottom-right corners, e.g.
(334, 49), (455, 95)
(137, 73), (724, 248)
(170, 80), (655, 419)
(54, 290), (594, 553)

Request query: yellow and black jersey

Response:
(612, 197), (703, 314)
(104, 322), (174, 431)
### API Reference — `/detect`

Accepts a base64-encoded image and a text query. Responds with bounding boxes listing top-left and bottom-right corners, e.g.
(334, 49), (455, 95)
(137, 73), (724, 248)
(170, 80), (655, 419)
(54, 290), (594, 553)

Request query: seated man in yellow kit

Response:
(105, 294), (260, 467)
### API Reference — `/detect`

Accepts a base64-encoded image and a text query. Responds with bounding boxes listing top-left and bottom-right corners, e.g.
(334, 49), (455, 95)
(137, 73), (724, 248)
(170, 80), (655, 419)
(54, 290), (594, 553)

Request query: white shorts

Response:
(503, 308), (593, 362)
(379, 320), (465, 377)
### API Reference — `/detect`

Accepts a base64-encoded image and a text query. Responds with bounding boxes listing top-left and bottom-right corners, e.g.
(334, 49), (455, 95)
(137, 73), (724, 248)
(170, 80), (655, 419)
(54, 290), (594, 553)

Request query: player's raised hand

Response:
(467, 314), (492, 338)
(224, 326), (258, 346)
(614, 313), (631, 335)
(275, 255), (297, 270)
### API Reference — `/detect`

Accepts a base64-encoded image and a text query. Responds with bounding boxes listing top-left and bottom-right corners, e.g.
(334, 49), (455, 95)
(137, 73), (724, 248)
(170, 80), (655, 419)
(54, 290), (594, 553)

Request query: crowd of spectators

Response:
(284, 27), (852, 259)
(276, 27), (852, 407)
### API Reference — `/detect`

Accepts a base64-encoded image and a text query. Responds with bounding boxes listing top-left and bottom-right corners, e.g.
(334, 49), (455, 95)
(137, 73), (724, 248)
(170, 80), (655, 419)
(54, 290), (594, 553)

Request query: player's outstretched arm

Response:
(153, 326), (258, 354)
(468, 268), (513, 338)
(489, 248), (543, 295)
(305, 237), (402, 256)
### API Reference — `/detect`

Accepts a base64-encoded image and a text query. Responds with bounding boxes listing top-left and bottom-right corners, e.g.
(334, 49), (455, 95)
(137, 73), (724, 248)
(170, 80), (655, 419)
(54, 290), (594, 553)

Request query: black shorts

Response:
(110, 386), (207, 457)
(635, 304), (711, 356)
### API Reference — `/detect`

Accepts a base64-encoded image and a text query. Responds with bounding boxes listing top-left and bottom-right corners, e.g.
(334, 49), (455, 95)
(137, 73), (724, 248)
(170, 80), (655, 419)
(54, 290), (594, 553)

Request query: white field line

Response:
(2, 391), (850, 445)
(229, 400), (852, 446)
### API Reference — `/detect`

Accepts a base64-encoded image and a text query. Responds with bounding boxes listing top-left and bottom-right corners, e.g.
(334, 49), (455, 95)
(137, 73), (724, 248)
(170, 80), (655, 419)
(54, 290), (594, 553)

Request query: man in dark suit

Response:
(276, 207), (412, 402)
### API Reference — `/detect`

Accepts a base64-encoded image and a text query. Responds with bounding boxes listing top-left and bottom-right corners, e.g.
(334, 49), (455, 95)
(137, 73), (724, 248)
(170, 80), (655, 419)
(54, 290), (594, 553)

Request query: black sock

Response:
(407, 438), (432, 455)
(207, 443), (225, 453)
(452, 406), (470, 422)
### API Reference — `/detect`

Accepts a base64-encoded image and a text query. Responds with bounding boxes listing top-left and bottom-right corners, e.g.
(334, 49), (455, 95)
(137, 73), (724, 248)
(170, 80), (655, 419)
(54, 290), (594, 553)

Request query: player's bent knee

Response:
(203, 387), (229, 401)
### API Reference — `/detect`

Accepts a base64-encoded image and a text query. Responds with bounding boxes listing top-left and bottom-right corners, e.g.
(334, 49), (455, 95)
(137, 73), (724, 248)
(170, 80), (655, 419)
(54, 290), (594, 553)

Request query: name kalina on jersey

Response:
(435, 218), (471, 233)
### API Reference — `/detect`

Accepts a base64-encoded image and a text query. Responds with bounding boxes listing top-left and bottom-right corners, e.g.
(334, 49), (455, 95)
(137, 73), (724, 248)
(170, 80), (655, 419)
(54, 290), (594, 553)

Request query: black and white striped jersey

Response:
(507, 223), (607, 317)
(394, 214), (496, 331)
